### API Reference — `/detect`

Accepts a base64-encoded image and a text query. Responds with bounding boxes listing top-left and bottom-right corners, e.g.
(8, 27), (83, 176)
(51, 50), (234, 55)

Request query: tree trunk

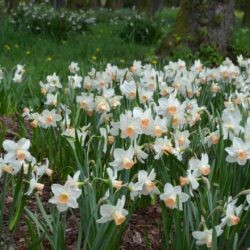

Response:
(243, 0), (250, 27)
(151, 0), (164, 15)
(135, 0), (151, 13)
(106, 0), (124, 9)
(156, 0), (235, 57)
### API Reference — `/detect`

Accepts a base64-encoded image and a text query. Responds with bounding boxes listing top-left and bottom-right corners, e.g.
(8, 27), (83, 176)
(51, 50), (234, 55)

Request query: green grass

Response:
(0, 14), (154, 82)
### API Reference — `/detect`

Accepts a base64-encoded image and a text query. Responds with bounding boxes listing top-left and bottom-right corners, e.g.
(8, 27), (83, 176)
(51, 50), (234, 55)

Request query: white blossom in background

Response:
(107, 167), (123, 190)
(205, 130), (220, 147)
(25, 173), (44, 195)
(97, 195), (128, 225)
(133, 107), (154, 135)
(192, 225), (223, 248)
(120, 80), (137, 100)
(68, 61), (80, 74)
(68, 74), (82, 89)
(225, 137), (250, 165)
(46, 73), (62, 90)
(49, 182), (82, 212)
(109, 146), (135, 171)
(3, 138), (32, 163)
(38, 109), (62, 128)
(180, 169), (200, 193)
(45, 92), (58, 106)
(13, 64), (25, 83)
(129, 169), (159, 200)
(133, 141), (148, 164)
(189, 153), (211, 176)
(221, 197), (242, 227)
(222, 116), (244, 140)
(0, 67), (4, 82)
(154, 136), (173, 160)
(76, 93), (95, 112)
(119, 112), (142, 139)
(159, 183), (189, 211)
(65, 170), (81, 189)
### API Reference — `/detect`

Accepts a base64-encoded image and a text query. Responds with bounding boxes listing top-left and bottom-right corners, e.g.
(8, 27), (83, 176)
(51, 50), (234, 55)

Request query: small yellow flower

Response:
(47, 56), (52, 61)
(4, 44), (11, 50)
(151, 59), (157, 65)
(91, 56), (97, 61)
(26, 51), (31, 55)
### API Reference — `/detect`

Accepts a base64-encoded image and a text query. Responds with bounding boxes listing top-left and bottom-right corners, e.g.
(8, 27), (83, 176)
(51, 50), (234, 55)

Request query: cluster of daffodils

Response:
(15, 55), (250, 247)
(11, 3), (95, 38)
(0, 137), (82, 212)
(0, 138), (52, 195)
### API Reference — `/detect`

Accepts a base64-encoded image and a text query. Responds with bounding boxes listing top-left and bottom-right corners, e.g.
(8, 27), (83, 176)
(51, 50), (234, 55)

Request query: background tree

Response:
(243, 0), (250, 27)
(156, 0), (235, 57)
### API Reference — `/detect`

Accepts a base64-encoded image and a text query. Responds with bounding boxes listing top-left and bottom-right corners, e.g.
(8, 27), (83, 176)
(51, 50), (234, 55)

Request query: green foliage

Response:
(120, 12), (162, 45)
(231, 28), (250, 58)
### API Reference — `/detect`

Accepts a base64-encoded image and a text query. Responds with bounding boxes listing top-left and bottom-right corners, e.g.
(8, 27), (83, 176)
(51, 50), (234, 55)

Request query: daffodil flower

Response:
(97, 195), (128, 225)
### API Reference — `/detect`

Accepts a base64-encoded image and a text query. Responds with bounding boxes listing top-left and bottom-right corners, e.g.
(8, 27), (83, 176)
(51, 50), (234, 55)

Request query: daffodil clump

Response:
(1, 56), (250, 249)
(10, 3), (95, 40)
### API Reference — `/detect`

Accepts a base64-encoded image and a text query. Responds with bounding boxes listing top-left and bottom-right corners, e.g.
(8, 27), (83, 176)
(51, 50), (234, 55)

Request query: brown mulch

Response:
(121, 204), (163, 250)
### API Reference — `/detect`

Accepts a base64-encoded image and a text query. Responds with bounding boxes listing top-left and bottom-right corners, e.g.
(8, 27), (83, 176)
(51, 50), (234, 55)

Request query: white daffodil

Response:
(221, 197), (242, 227)
(205, 130), (220, 147)
(76, 93), (95, 112)
(133, 107), (154, 135)
(154, 136), (173, 160)
(133, 141), (148, 164)
(189, 153), (211, 176)
(46, 73), (62, 90)
(95, 96), (110, 113)
(120, 80), (137, 100)
(157, 94), (180, 117)
(38, 109), (62, 129)
(192, 225), (223, 248)
(107, 167), (123, 190)
(49, 183), (81, 212)
(45, 92), (58, 106)
(97, 195), (128, 225)
(3, 138), (32, 163)
(222, 116), (244, 140)
(0, 159), (23, 176)
(68, 61), (80, 74)
(247, 194), (250, 207)
(160, 183), (189, 211)
(130, 169), (159, 199)
(25, 173), (44, 196)
(151, 116), (168, 137)
(173, 130), (190, 150)
(68, 74), (83, 89)
(109, 146), (135, 171)
(0, 67), (4, 82)
(65, 171), (81, 190)
(100, 127), (109, 153)
(119, 112), (142, 140)
(225, 137), (250, 165)
(13, 64), (25, 83)
(35, 158), (53, 177)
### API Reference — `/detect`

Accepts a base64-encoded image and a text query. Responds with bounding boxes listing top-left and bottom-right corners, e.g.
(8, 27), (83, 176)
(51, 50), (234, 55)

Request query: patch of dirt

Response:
(121, 204), (163, 250)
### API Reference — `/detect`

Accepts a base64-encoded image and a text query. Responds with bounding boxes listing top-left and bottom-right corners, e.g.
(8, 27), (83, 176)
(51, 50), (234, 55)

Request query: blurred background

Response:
(0, 0), (249, 78)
